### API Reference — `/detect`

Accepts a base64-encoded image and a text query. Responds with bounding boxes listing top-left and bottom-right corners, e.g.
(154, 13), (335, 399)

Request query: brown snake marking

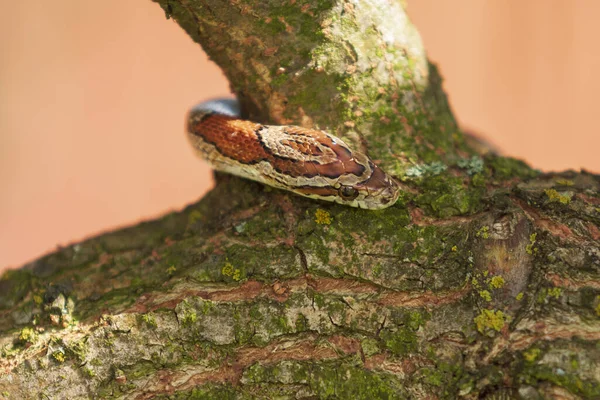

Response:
(187, 99), (400, 209)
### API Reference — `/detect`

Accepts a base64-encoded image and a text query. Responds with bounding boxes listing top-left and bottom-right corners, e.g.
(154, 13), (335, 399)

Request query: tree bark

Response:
(1, 1), (599, 399)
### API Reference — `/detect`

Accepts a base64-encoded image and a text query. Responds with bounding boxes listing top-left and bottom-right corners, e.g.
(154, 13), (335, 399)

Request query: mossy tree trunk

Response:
(1, 1), (599, 399)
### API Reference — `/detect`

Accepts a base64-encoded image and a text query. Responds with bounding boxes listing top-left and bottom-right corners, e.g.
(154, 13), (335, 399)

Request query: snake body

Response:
(187, 99), (400, 209)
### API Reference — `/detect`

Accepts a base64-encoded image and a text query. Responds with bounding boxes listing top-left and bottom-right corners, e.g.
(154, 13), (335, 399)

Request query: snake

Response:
(186, 99), (400, 210)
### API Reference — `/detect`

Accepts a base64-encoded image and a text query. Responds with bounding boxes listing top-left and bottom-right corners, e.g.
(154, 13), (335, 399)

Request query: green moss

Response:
(141, 314), (158, 328)
(524, 365), (600, 398)
(314, 208), (332, 225)
(18, 327), (37, 345)
(187, 210), (203, 226)
(489, 276), (505, 289)
(361, 338), (381, 357)
(66, 339), (89, 363)
(406, 310), (426, 329)
(200, 300), (215, 315)
(166, 265), (177, 275)
(516, 292), (524, 301)
(421, 367), (444, 387)
(181, 310), (197, 326)
(311, 218), (467, 290)
(232, 269), (242, 281)
(474, 309), (505, 334)
(273, 315), (291, 333)
(242, 360), (407, 399)
(381, 311), (427, 355)
(526, 233), (538, 255)
(486, 154), (538, 181)
(570, 356), (579, 370)
(547, 287), (562, 299)
(414, 174), (484, 218)
(287, 70), (345, 116)
(52, 350), (66, 363)
(523, 347), (541, 363)
(219, 244), (300, 281)
(33, 294), (43, 305)
(383, 327), (418, 355)
(294, 314), (308, 332)
(471, 173), (486, 187)
(544, 188), (572, 205)
(221, 262), (234, 277)
(329, 204), (411, 243)
(595, 296), (600, 316)
(535, 286), (562, 302)
(555, 178), (574, 186)
(90, 358), (102, 367)
(416, 360), (466, 395)
(479, 290), (492, 302)
(172, 383), (240, 399)
(535, 289), (549, 304)
(475, 226), (489, 239)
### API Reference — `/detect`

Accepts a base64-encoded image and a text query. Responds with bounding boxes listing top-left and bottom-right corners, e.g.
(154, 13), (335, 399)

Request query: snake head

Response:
(187, 99), (400, 210)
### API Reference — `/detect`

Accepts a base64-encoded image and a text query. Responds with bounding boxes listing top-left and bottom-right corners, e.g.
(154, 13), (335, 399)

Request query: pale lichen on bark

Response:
(1, 1), (599, 399)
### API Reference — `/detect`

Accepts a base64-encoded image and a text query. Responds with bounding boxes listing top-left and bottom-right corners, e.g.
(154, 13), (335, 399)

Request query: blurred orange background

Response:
(1, 1), (599, 271)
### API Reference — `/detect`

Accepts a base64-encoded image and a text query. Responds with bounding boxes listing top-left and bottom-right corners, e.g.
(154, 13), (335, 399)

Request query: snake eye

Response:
(338, 185), (359, 200)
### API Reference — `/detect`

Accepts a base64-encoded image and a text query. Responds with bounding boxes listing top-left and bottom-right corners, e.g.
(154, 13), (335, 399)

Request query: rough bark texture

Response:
(1, 1), (599, 399)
